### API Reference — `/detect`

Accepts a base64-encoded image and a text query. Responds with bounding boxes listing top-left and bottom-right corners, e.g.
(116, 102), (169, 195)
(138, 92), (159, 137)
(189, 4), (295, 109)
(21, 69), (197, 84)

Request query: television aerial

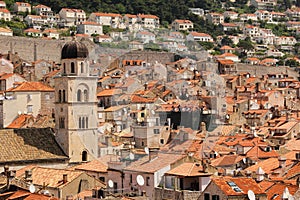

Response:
(247, 190), (255, 200)
(29, 184), (36, 193)
(144, 147), (149, 155)
(136, 175), (145, 186)
(108, 180), (114, 188)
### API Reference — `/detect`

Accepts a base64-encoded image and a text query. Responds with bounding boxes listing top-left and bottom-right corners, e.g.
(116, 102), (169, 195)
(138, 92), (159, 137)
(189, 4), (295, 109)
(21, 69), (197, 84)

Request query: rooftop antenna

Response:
(247, 190), (255, 200)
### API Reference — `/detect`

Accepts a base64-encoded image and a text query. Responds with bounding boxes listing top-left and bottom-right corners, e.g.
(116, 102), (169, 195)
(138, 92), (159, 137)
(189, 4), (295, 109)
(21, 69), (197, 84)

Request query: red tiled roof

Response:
(24, 28), (41, 33)
(220, 45), (234, 50)
(124, 153), (185, 173)
(1, 190), (59, 200)
(81, 21), (101, 25)
(97, 89), (122, 97)
(190, 31), (211, 37)
(174, 19), (193, 24)
(211, 155), (244, 167)
(137, 14), (159, 19)
(130, 95), (157, 103)
(15, 2), (31, 6)
(7, 114), (33, 129)
(213, 176), (265, 196)
(93, 12), (122, 17)
(165, 162), (209, 177)
(218, 59), (234, 65)
(72, 159), (108, 173)
(0, 8), (9, 13)
(266, 183), (298, 200)
(7, 82), (54, 92)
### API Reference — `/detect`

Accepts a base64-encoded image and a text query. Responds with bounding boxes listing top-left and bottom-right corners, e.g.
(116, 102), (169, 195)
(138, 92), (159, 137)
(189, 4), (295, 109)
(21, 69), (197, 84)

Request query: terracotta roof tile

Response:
(211, 155), (244, 167)
(130, 95), (157, 103)
(7, 81), (54, 92)
(7, 114), (34, 129)
(165, 162), (210, 177)
(97, 89), (122, 97)
(1, 190), (59, 200)
(93, 12), (122, 17)
(124, 153), (185, 173)
(17, 167), (83, 188)
(266, 183), (298, 200)
(213, 176), (265, 196)
(137, 14), (159, 19)
(0, 128), (67, 163)
(72, 159), (108, 173)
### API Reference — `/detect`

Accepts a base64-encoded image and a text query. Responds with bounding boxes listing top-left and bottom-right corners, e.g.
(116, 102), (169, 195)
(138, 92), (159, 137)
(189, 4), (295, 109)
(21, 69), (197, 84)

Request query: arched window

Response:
(79, 117), (81, 129)
(81, 62), (84, 73)
(77, 90), (81, 102)
(84, 89), (88, 102)
(86, 117), (88, 128)
(82, 150), (87, 161)
(58, 90), (62, 102)
(63, 63), (66, 74)
(82, 117), (85, 128)
(63, 90), (66, 102)
(71, 62), (75, 74)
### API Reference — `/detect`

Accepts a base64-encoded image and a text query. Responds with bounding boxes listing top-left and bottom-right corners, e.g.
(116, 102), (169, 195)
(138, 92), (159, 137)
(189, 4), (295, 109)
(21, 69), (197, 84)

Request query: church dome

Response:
(61, 39), (89, 59)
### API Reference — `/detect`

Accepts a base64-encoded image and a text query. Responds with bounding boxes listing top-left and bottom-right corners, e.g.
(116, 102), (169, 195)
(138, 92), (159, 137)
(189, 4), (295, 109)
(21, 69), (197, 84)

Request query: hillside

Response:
(22, 0), (222, 23)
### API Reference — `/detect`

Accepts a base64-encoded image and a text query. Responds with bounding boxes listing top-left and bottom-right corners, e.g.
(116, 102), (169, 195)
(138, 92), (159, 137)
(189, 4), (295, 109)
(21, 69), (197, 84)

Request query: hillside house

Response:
(171, 19), (193, 31)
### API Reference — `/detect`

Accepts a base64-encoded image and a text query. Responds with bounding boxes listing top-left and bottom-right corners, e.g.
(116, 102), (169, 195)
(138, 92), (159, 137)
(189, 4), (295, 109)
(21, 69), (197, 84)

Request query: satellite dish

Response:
(43, 190), (50, 196)
(18, 111), (22, 115)
(29, 184), (36, 193)
(108, 180), (114, 188)
(136, 175), (145, 186)
(144, 147), (149, 155)
(151, 110), (155, 115)
(247, 190), (255, 200)
(225, 114), (230, 119)
(129, 152), (135, 160)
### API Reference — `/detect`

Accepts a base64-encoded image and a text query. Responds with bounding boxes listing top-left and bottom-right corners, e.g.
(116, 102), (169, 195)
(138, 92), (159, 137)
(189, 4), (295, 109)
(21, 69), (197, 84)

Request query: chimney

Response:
(255, 82), (260, 93)
(256, 167), (265, 182)
(286, 111), (290, 122)
(200, 122), (206, 134)
(63, 174), (68, 183)
(279, 157), (286, 169)
(295, 152), (300, 161)
(25, 170), (32, 183)
(149, 149), (158, 161)
(238, 74), (242, 86)
(245, 170), (252, 178)
(233, 104), (237, 113)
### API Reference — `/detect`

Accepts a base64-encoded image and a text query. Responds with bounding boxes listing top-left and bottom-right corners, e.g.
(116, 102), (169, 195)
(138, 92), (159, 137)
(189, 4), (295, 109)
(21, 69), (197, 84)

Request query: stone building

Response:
(54, 38), (98, 163)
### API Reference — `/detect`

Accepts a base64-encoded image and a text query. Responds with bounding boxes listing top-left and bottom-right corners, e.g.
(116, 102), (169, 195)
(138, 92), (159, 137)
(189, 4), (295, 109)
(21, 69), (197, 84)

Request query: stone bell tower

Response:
(54, 38), (98, 163)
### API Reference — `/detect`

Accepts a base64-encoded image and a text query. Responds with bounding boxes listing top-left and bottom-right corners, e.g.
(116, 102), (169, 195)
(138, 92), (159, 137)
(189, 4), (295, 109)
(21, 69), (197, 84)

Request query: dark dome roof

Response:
(61, 40), (89, 59)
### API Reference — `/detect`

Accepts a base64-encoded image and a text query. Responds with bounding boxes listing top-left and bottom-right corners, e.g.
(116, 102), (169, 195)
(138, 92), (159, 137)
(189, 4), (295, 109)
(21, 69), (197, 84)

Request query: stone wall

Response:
(0, 36), (96, 63)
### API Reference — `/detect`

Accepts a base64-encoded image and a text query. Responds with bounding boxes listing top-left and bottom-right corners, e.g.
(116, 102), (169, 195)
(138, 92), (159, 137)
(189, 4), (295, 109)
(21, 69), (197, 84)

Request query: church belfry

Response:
(55, 38), (98, 163)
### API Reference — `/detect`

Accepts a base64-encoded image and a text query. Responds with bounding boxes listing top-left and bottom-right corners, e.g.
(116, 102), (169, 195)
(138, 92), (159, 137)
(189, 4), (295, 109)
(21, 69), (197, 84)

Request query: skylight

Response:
(227, 181), (243, 193)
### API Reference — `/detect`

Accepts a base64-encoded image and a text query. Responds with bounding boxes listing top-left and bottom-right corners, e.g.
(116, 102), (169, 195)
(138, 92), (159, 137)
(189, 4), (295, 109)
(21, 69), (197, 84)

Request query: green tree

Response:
(221, 36), (233, 46)
(198, 41), (214, 50)
(237, 37), (254, 51)
(103, 25), (111, 34)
